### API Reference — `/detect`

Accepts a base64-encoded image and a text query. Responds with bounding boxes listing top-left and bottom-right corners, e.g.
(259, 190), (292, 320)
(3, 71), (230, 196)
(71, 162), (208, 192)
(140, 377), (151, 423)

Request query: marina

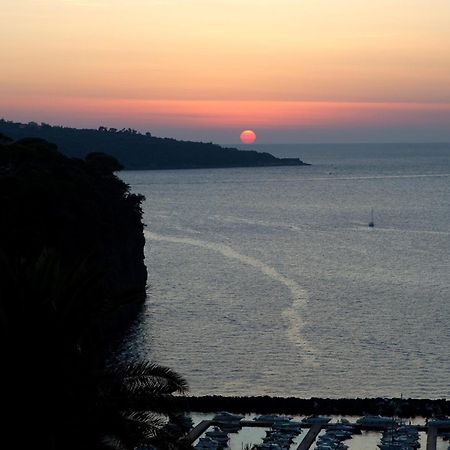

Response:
(185, 415), (450, 450)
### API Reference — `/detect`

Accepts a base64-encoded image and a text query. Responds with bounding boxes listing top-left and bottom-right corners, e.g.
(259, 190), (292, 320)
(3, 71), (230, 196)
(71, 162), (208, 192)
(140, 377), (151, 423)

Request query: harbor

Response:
(185, 415), (450, 450)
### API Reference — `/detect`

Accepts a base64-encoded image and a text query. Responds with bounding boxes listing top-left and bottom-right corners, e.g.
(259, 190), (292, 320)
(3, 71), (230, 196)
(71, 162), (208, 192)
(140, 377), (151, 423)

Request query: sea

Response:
(114, 143), (450, 399)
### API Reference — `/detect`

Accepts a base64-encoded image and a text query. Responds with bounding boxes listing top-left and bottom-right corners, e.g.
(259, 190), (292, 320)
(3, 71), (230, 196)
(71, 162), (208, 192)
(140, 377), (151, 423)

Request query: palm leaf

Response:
(99, 411), (166, 449)
(99, 362), (189, 396)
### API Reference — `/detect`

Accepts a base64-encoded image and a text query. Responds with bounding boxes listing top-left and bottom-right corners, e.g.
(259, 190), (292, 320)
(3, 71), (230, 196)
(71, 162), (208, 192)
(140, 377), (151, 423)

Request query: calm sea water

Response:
(115, 143), (450, 398)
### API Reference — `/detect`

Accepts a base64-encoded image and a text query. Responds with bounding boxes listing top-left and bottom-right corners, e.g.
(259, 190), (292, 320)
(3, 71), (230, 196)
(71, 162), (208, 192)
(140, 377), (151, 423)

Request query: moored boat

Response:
(302, 415), (331, 424)
(357, 416), (397, 426)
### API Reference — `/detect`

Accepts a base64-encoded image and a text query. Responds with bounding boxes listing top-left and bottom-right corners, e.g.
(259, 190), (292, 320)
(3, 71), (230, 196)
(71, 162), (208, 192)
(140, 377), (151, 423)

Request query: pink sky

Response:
(2, 0), (450, 143)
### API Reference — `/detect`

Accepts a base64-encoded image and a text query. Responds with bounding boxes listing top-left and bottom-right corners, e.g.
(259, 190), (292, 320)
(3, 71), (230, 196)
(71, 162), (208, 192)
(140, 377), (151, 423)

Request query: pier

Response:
(184, 420), (212, 443)
(296, 424), (322, 450)
(426, 426), (437, 450)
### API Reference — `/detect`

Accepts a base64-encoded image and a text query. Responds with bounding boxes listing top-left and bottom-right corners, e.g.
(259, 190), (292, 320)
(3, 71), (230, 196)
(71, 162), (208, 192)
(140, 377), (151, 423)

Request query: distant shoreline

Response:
(120, 159), (310, 171)
(0, 119), (310, 170)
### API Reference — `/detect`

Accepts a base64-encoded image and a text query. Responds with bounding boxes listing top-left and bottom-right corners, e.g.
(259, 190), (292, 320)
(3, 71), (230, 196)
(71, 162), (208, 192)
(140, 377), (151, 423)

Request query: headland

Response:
(0, 119), (309, 170)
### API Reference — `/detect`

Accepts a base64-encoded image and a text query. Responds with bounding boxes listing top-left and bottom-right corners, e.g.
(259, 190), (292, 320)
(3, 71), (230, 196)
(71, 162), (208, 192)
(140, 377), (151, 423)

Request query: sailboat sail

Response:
(369, 209), (374, 228)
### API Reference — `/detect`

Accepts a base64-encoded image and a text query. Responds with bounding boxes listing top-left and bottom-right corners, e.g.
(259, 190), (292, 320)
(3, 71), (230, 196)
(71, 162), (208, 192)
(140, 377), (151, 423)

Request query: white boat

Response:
(254, 415), (292, 423)
(428, 417), (450, 427)
(357, 416), (397, 426)
(316, 444), (348, 450)
(320, 431), (352, 440)
(257, 443), (283, 450)
(213, 411), (244, 422)
(274, 421), (302, 432)
(205, 427), (229, 443)
(263, 435), (293, 446)
(328, 424), (356, 433)
(302, 415), (331, 424)
(195, 437), (221, 450)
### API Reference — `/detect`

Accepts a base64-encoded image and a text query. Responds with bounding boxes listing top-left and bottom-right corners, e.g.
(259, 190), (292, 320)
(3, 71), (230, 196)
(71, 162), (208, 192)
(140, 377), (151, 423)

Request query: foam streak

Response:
(145, 230), (316, 361)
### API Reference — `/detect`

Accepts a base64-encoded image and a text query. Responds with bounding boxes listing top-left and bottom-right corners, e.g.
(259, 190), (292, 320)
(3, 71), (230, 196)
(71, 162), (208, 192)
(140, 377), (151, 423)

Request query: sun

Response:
(240, 129), (256, 144)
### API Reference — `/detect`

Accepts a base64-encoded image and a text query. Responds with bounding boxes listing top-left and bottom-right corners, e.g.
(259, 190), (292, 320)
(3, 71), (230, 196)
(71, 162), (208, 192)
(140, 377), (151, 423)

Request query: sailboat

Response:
(368, 208), (375, 228)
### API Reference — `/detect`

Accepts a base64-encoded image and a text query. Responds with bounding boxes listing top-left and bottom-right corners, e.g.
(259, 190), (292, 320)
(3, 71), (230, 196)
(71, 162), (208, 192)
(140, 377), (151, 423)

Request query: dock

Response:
(184, 420), (212, 443)
(296, 424), (322, 450)
(426, 426), (437, 450)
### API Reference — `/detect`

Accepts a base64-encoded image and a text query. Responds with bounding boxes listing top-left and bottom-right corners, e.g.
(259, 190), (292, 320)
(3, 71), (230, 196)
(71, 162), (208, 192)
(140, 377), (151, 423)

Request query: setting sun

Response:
(240, 130), (256, 144)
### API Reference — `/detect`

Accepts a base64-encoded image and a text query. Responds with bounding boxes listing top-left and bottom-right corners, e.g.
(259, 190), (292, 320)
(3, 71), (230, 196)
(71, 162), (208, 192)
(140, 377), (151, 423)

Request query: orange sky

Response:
(1, 0), (450, 142)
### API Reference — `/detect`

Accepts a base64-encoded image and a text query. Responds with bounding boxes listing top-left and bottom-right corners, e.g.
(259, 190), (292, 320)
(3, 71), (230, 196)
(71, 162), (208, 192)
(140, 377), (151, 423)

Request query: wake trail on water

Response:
(290, 173), (450, 183)
(145, 230), (317, 363)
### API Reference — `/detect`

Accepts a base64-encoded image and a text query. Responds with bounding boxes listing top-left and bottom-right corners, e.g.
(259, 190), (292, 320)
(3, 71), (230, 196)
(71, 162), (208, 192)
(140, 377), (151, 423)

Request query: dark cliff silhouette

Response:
(0, 136), (147, 300)
(0, 136), (190, 449)
(0, 119), (309, 170)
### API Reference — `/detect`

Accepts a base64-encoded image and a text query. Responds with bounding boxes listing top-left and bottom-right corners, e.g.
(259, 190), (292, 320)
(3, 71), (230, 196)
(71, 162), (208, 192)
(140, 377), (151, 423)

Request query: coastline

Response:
(0, 119), (310, 170)
(123, 158), (310, 170)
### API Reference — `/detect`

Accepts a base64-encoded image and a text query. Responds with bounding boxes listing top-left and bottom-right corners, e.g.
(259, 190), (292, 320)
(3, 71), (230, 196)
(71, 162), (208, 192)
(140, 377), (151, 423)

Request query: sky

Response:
(1, 0), (450, 144)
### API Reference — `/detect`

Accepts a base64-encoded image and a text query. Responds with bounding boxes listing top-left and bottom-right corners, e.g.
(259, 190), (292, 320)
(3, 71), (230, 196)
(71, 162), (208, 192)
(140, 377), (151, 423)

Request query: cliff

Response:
(0, 136), (193, 448)
(0, 135), (147, 303)
(0, 119), (309, 170)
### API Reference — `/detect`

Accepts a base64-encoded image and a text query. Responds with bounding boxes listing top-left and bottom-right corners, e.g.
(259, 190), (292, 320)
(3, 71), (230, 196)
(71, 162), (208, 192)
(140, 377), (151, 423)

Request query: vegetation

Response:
(0, 136), (190, 449)
(0, 119), (308, 170)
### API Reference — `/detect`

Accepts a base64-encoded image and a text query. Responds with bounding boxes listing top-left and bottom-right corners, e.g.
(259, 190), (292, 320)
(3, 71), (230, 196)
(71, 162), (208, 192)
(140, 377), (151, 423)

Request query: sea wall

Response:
(177, 396), (450, 418)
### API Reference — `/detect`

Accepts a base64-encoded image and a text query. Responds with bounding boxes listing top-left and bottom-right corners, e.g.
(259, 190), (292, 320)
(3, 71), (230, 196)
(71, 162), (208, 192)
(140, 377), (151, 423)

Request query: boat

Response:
(254, 415), (293, 424)
(273, 421), (302, 432)
(320, 431), (353, 440)
(257, 444), (283, 450)
(440, 432), (450, 440)
(357, 416), (397, 426)
(205, 427), (229, 444)
(369, 208), (375, 228)
(302, 415), (331, 424)
(195, 437), (221, 450)
(212, 411), (244, 432)
(263, 433), (294, 445)
(427, 417), (450, 427)
(213, 411), (244, 422)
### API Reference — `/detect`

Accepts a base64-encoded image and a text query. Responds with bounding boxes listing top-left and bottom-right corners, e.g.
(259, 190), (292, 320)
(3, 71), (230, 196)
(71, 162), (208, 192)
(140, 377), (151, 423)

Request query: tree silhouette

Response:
(0, 138), (190, 449)
(0, 249), (190, 449)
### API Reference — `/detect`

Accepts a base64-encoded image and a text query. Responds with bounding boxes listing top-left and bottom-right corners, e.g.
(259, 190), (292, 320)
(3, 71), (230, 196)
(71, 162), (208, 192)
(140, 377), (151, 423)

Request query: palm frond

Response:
(100, 362), (189, 396)
(98, 435), (129, 450)
(104, 411), (166, 449)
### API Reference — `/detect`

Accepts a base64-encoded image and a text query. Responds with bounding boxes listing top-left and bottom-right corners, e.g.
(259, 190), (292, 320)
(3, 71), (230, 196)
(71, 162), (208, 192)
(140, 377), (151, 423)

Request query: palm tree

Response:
(0, 249), (191, 450)
(90, 362), (190, 449)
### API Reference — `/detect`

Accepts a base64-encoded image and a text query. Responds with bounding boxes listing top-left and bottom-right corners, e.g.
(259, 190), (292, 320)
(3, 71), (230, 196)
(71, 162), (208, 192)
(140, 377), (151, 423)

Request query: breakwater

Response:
(175, 396), (450, 418)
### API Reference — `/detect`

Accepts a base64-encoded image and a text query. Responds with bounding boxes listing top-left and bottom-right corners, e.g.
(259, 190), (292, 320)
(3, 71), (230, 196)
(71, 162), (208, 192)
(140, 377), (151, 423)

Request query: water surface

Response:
(115, 143), (450, 398)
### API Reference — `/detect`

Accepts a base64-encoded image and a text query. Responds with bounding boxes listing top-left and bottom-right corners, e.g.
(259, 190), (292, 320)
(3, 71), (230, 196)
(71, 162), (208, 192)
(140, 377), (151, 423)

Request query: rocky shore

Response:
(176, 396), (450, 418)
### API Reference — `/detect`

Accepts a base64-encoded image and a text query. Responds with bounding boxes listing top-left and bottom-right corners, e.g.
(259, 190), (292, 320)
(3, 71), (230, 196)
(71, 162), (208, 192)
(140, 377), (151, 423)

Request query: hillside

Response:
(0, 119), (309, 170)
(0, 136), (156, 447)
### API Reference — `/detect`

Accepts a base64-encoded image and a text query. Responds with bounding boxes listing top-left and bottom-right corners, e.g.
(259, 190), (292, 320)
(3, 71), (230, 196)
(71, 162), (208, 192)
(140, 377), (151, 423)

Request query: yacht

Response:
(357, 416), (397, 426)
(254, 415), (292, 423)
(213, 411), (244, 422)
(428, 417), (450, 427)
(205, 427), (229, 444)
(302, 415), (331, 424)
